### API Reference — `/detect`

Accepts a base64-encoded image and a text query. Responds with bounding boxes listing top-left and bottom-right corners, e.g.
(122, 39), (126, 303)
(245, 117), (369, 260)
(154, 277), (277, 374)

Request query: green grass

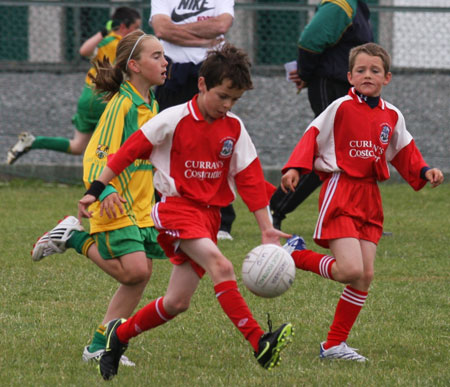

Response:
(0, 179), (449, 386)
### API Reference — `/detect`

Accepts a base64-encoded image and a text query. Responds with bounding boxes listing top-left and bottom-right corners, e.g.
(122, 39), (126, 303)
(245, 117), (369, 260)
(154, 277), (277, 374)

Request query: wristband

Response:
(84, 180), (106, 199)
(101, 20), (113, 37)
(420, 166), (431, 180)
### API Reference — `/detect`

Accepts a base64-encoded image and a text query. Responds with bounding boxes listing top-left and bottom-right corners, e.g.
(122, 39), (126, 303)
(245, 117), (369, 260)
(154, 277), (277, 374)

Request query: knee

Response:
(338, 265), (364, 284)
(121, 267), (152, 286)
(361, 269), (374, 287)
(210, 256), (235, 280)
(164, 296), (191, 315)
(69, 144), (84, 155)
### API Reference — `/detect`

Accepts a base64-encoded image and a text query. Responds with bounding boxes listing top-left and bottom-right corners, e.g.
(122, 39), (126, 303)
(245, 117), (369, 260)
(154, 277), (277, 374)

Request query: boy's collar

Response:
(187, 94), (204, 121)
(351, 87), (385, 110)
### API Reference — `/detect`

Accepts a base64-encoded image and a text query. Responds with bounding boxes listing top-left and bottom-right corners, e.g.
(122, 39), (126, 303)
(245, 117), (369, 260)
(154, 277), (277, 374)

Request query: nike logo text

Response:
(171, 0), (213, 23)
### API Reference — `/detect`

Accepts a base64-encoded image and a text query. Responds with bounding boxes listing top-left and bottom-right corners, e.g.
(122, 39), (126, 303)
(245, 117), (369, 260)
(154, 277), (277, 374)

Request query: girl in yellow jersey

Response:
(31, 30), (168, 365)
(7, 7), (141, 164)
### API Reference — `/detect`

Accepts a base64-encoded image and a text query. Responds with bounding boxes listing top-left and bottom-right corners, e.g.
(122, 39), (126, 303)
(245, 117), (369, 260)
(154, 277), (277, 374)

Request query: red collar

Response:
(187, 94), (204, 121)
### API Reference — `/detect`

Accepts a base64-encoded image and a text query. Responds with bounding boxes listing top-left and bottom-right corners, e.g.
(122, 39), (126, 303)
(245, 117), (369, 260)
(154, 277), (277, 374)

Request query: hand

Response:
(99, 192), (127, 219)
(288, 70), (307, 93)
(261, 227), (292, 246)
(205, 36), (224, 47)
(281, 169), (300, 193)
(78, 194), (96, 220)
(425, 168), (444, 188)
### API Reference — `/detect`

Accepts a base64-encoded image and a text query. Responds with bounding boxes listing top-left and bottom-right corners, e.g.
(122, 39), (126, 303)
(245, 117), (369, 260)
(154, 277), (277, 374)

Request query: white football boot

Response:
(7, 132), (35, 164)
(320, 342), (368, 362)
(31, 216), (84, 262)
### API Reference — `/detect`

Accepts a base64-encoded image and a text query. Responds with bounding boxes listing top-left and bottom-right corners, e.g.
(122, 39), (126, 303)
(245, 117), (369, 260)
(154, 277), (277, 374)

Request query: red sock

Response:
(214, 280), (264, 351)
(323, 286), (368, 349)
(116, 297), (174, 343)
(292, 250), (335, 279)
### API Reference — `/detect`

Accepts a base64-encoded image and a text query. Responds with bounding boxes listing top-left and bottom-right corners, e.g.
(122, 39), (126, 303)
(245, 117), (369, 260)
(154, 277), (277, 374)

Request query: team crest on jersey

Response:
(380, 124), (391, 144)
(96, 144), (109, 159)
(220, 139), (234, 158)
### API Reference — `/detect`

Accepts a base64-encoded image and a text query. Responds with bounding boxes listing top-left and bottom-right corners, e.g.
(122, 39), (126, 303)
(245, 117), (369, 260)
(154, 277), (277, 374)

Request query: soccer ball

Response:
(241, 244), (295, 298)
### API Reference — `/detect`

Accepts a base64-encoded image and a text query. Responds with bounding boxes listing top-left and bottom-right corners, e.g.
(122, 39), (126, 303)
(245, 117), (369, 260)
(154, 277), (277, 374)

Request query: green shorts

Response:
(93, 225), (167, 260)
(72, 84), (107, 133)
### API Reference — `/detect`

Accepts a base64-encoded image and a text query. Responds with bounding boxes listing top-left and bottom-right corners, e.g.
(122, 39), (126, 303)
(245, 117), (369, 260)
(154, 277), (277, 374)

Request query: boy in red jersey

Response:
(281, 43), (444, 362)
(78, 43), (294, 380)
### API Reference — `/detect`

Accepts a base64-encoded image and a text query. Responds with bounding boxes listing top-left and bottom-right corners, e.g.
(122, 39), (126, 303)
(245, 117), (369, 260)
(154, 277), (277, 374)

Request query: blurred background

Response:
(0, 0), (449, 183)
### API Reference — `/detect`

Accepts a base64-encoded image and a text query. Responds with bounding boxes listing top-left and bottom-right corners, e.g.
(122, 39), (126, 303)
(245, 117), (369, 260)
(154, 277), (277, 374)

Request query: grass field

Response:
(0, 179), (449, 386)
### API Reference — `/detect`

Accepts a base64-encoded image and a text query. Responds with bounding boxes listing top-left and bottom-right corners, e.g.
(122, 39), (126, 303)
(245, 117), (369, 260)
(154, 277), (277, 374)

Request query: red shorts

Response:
(313, 172), (383, 248)
(151, 196), (221, 278)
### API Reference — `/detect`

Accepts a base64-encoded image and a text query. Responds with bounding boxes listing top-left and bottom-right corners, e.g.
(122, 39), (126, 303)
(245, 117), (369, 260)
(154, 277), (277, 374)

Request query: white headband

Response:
(126, 34), (146, 70)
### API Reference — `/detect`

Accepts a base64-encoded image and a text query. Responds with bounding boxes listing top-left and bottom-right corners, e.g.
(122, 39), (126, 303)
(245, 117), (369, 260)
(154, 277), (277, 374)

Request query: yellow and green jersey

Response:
(83, 81), (159, 233)
(85, 31), (122, 86)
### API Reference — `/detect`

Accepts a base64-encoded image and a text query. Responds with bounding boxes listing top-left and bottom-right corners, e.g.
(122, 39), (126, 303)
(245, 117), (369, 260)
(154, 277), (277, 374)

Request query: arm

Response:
(253, 207), (291, 245)
(390, 140), (442, 191)
(151, 14), (231, 46)
(79, 32), (103, 58)
(297, 2), (351, 81)
(78, 129), (153, 219)
(78, 166), (119, 219)
(234, 159), (291, 245)
(182, 13), (233, 38)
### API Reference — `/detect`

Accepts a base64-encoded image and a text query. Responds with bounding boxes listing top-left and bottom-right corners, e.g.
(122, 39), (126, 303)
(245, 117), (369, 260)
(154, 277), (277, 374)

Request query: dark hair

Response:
(111, 7), (141, 29)
(199, 43), (253, 91)
(90, 30), (157, 100)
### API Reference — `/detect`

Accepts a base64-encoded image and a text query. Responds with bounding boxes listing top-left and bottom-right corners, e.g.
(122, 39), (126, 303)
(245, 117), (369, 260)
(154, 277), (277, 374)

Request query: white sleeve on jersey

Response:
(140, 103), (191, 197)
(312, 97), (349, 172)
(228, 113), (258, 177)
(384, 102), (414, 162)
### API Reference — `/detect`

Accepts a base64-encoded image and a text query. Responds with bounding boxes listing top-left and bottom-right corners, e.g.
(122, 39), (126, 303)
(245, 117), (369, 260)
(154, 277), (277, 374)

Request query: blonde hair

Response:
(90, 30), (159, 100)
(349, 43), (391, 74)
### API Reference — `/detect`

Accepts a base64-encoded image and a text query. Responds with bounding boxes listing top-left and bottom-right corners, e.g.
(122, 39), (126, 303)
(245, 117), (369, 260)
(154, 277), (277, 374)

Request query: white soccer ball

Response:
(241, 244), (295, 298)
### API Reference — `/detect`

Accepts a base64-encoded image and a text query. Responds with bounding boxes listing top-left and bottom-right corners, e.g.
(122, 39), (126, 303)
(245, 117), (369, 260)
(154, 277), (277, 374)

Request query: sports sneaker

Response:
(217, 230), (233, 240)
(82, 345), (135, 367)
(7, 132), (35, 164)
(319, 342), (368, 362)
(282, 234), (306, 255)
(254, 318), (294, 370)
(99, 318), (128, 381)
(31, 216), (83, 261)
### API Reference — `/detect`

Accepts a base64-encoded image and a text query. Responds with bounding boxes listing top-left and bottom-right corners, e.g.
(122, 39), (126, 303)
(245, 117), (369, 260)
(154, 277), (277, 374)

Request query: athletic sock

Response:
(88, 324), (106, 352)
(31, 136), (70, 153)
(214, 280), (264, 352)
(323, 286), (368, 349)
(116, 297), (174, 343)
(291, 250), (335, 279)
(65, 230), (94, 255)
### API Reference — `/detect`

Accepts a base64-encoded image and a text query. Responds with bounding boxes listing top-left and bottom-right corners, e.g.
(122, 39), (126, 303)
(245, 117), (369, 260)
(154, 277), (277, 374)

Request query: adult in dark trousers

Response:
(270, 0), (373, 230)
(150, 0), (236, 240)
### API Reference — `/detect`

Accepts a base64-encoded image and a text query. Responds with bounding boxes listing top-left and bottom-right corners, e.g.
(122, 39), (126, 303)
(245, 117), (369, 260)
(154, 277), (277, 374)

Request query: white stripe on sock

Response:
(319, 256), (335, 279)
(155, 296), (169, 321)
(341, 287), (367, 307)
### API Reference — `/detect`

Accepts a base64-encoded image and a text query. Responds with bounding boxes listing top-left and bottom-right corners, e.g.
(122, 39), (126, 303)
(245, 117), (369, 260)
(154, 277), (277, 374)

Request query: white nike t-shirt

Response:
(150, 0), (234, 64)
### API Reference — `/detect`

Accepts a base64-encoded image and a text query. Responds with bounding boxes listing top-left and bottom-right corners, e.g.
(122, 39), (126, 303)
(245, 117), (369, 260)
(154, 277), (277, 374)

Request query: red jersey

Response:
(107, 95), (268, 211)
(283, 88), (429, 191)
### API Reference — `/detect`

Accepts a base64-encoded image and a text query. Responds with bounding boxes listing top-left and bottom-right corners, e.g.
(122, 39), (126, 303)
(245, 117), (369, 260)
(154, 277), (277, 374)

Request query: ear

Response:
(347, 71), (354, 85)
(127, 59), (140, 73)
(198, 76), (207, 93)
(383, 71), (392, 86)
